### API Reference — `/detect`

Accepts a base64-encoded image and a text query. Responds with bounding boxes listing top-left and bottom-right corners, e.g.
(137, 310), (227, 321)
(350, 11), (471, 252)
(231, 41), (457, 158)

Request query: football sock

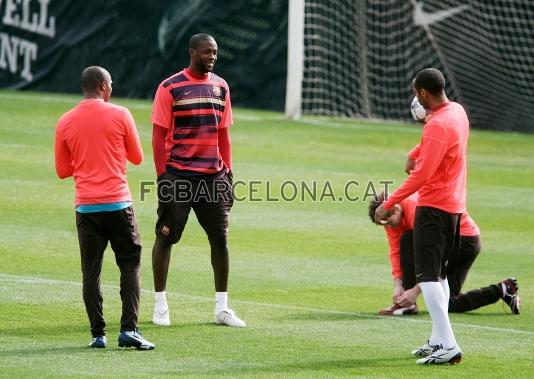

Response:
(420, 281), (458, 350)
(500, 281), (507, 297)
(440, 278), (451, 305)
(155, 291), (168, 310)
(215, 292), (228, 314)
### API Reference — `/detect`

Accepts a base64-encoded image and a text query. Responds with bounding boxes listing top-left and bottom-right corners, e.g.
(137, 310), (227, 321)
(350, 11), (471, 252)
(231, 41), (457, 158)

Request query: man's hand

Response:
(405, 157), (416, 175)
(393, 279), (404, 304)
(397, 286), (421, 307)
(374, 204), (391, 224)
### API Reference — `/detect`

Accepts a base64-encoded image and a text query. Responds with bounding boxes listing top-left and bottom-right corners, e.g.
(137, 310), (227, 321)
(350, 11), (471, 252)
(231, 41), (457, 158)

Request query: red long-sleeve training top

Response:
(55, 99), (143, 205)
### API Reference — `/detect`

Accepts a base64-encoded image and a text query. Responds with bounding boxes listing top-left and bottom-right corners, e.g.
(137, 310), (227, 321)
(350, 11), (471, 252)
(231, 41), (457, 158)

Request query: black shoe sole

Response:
(118, 342), (155, 350)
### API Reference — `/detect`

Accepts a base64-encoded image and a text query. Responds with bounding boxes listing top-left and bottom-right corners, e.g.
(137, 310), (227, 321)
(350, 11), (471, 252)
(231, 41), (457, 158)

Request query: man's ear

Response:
(419, 88), (428, 99)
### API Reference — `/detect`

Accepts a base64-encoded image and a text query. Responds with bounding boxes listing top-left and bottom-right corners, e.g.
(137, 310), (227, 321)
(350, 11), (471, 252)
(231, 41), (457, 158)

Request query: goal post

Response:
(285, 0), (305, 120)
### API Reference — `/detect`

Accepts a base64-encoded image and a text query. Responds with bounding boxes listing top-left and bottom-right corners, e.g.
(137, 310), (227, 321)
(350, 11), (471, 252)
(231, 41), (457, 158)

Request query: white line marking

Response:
(1, 273), (532, 336)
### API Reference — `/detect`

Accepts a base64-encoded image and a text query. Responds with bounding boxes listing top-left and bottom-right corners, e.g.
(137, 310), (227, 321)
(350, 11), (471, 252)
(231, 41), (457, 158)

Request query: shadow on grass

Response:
(0, 344), (161, 358)
(160, 356), (412, 377)
(0, 323), (88, 338)
(137, 320), (221, 330)
(279, 310), (427, 322)
(452, 311), (520, 318)
(0, 345), (94, 357)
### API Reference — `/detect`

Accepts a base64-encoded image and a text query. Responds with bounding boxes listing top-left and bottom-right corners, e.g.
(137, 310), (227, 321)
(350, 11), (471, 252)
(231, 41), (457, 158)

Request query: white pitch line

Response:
(1, 273), (532, 336)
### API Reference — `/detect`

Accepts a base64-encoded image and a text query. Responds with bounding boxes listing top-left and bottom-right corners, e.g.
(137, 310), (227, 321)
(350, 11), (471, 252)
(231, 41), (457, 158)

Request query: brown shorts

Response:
(413, 206), (461, 282)
(155, 171), (234, 244)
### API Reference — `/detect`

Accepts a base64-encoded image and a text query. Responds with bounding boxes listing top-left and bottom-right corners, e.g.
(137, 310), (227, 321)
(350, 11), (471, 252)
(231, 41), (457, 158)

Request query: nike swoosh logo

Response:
(416, 273), (423, 277)
(184, 90), (192, 95)
(413, 1), (469, 27)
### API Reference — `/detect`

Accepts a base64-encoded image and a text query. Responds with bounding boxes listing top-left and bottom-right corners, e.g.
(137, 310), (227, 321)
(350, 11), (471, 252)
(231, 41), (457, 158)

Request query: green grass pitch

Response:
(0, 90), (533, 378)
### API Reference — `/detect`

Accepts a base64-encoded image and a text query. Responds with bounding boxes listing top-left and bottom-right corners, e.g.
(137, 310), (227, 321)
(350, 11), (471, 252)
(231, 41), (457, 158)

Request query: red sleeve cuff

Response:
(382, 198), (394, 211)
(407, 143), (421, 160)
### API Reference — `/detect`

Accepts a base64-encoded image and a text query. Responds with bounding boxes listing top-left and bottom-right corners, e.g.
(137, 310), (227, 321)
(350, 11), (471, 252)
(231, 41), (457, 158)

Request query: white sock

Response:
(428, 321), (441, 348)
(215, 292), (228, 314)
(420, 281), (458, 350)
(440, 278), (451, 305)
(155, 291), (168, 310)
(501, 282), (507, 296)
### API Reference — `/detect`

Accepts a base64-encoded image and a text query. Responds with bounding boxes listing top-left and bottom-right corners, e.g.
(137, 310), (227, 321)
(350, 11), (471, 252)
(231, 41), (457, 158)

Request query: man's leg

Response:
(446, 235), (503, 312)
(440, 216), (462, 308)
(107, 207), (142, 332)
(152, 238), (173, 292)
(399, 230), (416, 291)
(152, 173), (192, 325)
(76, 212), (108, 340)
(193, 177), (232, 293)
(413, 207), (460, 364)
(106, 207), (154, 350)
(377, 229), (418, 316)
(193, 174), (245, 327)
(449, 284), (502, 312)
(194, 202), (229, 294)
(447, 235), (479, 298)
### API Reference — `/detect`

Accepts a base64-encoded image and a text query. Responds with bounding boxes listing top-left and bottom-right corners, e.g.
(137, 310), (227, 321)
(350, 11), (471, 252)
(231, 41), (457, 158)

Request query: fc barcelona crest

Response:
(213, 85), (221, 97)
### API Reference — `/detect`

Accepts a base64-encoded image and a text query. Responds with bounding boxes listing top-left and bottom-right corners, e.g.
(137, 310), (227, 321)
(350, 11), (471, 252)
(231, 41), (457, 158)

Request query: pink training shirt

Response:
(407, 143), (479, 237)
(55, 98), (143, 205)
(384, 102), (469, 214)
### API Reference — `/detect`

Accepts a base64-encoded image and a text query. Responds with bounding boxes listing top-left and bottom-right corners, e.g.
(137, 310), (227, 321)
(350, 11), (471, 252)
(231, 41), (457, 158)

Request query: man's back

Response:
(55, 99), (142, 205)
(381, 102), (469, 215)
(417, 101), (469, 214)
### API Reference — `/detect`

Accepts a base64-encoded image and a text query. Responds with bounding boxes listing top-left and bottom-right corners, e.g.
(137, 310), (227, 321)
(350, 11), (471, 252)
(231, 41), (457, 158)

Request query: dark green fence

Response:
(0, 0), (288, 110)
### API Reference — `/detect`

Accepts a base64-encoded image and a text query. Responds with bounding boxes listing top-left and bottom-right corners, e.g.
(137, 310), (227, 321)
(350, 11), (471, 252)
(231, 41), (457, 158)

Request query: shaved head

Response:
(81, 66), (111, 92)
(81, 66), (112, 101)
(189, 33), (216, 50)
(414, 68), (445, 95)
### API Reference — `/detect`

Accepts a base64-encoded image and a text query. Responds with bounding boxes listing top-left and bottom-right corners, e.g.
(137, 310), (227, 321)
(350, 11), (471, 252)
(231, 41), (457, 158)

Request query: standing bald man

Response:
(55, 66), (155, 350)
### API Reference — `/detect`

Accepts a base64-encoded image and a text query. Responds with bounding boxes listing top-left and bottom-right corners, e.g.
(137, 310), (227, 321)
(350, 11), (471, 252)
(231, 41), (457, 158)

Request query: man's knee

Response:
(117, 250), (141, 271)
(448, 297), (461, 313)
(155, 223), (185, 245)
(207, 231), (228, 252)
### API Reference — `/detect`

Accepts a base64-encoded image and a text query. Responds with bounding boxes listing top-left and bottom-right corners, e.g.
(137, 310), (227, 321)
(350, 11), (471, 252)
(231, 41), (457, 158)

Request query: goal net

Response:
(288, 0), (534, 132)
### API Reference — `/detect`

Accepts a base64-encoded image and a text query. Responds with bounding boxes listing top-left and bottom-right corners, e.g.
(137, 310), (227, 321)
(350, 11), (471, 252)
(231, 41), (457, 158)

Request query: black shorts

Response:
(413, 206), (461, 282)
(155, 171), (234, 244)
